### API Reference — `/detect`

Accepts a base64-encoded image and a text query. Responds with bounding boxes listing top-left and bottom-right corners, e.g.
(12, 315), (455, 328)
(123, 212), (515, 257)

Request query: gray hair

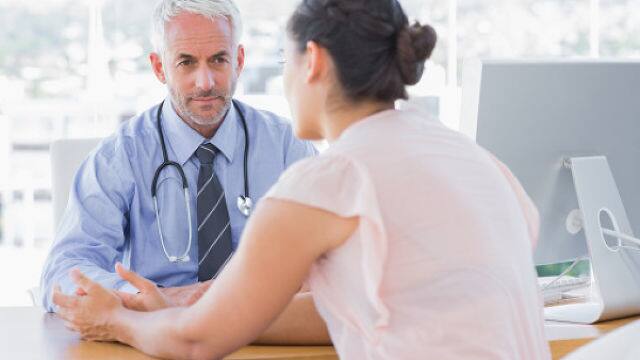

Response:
(151, 0), (243, 55)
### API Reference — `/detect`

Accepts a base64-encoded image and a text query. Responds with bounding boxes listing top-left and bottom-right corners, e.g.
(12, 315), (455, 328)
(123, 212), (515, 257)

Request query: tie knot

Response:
(196, 143), (217, 164)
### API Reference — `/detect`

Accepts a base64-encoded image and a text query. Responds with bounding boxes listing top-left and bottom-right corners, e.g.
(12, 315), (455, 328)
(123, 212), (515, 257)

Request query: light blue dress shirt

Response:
(40, 98), (317, 311)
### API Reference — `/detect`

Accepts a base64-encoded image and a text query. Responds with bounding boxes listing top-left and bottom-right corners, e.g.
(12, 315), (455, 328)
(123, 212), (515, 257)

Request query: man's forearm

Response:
(253, 292), (331, 345)
(42, 262), (129, 311)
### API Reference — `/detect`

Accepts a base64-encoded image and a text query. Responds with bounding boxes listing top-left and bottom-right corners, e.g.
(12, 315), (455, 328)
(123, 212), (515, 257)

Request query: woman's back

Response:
(268, 109), (549, 359)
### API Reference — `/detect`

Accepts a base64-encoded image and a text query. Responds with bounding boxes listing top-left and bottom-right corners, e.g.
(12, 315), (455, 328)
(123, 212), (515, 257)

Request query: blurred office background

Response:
(0, 0), (638, 305)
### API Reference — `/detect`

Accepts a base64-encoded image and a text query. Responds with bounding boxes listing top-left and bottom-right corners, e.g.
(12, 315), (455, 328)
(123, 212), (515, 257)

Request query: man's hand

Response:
(157, 280), (212, 307)
(113, 263), (171, 312)
(53, 269), (125, 342)
(115, 274), (212, 312)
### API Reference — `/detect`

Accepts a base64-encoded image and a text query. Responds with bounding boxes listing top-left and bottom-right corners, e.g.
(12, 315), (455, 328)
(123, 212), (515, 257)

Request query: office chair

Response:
(50, 138), (102, 229)
(28, 138), (101, 307)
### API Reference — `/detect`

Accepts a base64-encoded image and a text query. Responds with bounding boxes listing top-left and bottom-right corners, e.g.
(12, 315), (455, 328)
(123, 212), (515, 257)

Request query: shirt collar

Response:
(209, 101), (238, 163)
(162, 97), (238, 165)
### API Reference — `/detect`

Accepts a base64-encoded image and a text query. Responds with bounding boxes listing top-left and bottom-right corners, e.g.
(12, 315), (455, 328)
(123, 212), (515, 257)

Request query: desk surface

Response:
(547, 315), (639, 359)
(1, 307), (636, 359)
(0, 307), (337, 360)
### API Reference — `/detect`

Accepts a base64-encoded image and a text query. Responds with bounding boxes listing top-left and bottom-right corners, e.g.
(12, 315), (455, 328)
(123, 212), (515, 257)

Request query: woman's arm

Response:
(115, 273), (331, 345)
(56, 198), (357, 359)
(254, 292), (331, 345)
(172, 198), (356, 357)
(113, 292), (331, 359)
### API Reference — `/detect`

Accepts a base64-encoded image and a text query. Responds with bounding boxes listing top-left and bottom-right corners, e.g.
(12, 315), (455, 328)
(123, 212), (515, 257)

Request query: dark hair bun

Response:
(288, 0), (438, 102)
(396, 22), (437, 85)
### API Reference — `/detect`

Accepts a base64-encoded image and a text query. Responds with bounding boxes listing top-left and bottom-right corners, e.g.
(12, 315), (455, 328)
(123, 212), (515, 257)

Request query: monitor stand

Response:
(544, 156), (640, 324)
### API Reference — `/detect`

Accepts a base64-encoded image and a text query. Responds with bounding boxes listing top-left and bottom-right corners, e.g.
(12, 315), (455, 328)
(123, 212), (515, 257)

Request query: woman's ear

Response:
(305, 41), (328, 84)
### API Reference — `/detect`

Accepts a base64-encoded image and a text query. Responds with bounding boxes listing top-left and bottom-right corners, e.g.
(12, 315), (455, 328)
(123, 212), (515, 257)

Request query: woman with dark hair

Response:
(54, 0), (550, 358)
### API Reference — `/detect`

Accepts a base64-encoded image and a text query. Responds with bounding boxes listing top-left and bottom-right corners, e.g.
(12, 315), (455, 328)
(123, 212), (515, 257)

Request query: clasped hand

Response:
(52, 263), (209, 341)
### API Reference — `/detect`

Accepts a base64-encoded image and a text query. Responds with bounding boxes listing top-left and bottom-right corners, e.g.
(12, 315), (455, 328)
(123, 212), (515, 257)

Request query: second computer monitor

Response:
(460, 60), (640, 265)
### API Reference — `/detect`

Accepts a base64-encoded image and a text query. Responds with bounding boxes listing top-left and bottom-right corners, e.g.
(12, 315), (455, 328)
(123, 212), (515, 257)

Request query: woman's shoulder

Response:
(277, 151), (365, 186)
(265, 150), (380, 214)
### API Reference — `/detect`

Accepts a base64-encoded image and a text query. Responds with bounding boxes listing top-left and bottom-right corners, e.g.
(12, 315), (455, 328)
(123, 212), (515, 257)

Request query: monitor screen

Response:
(460, 60), (640, 265)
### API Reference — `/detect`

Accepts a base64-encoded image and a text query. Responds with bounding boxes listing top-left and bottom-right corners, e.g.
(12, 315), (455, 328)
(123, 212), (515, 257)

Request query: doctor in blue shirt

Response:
(40, 0), (320, 332)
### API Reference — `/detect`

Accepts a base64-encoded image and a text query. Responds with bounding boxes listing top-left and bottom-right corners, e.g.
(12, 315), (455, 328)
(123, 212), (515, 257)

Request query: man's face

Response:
(151, 13), (244, 130)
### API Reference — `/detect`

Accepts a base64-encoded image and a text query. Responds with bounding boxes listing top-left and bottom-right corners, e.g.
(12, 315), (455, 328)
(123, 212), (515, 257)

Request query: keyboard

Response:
(538, 276), (591, 306)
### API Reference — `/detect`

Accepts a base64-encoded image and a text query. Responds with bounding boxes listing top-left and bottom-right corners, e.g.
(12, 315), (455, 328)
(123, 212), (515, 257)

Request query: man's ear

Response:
(305, 41), (327, 84)
(235, 44), (246, 76)
(150, 52), (167, 84)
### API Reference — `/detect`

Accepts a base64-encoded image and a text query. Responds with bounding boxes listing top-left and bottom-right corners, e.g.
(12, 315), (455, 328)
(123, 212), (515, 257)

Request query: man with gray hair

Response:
(41, 0), (328, 343)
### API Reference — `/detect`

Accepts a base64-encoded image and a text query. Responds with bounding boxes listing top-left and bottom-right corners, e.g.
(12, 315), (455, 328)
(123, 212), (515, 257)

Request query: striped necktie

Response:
(195, 143), (234, 281)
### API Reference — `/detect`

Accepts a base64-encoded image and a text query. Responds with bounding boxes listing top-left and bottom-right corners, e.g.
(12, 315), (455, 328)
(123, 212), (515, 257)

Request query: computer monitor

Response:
(460, 60), (640, 265)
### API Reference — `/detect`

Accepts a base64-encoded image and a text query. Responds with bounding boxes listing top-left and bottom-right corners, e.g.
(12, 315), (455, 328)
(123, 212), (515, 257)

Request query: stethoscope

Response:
(152, 99), (252, 263)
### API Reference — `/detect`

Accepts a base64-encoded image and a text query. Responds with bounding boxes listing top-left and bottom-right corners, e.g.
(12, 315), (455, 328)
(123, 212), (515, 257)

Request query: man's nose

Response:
(195, 67), (214, 92)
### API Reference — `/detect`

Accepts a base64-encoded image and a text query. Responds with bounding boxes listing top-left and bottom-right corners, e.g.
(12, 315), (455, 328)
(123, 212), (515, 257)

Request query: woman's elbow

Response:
(176, 314), (222, 360)
(186, 342), (221, 360)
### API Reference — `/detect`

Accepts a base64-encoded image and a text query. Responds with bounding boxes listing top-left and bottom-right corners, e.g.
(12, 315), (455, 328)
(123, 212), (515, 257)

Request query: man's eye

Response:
(213, 57), (228, 64)
(178, 60), (194, 66)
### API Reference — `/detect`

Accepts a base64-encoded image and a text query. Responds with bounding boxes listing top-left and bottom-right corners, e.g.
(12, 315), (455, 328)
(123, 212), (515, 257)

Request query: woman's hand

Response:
(53, 269), (125, 342)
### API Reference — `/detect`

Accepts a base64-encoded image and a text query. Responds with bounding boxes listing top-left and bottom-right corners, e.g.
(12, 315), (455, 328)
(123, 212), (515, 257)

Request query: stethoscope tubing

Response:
(152, 99), (251, 262)
(153, 100), (250, 199)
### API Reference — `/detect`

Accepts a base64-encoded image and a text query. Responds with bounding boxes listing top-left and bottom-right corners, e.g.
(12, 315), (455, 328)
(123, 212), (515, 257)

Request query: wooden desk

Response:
(2, 306), (636, 359)
(548, 316), (640, 359)
(0, 307), (338, 359)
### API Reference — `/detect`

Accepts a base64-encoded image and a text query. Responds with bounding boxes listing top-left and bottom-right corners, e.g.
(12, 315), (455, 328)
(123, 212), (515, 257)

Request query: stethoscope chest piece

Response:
(168, 255), (190, 263)
(237, 195), (253, 217)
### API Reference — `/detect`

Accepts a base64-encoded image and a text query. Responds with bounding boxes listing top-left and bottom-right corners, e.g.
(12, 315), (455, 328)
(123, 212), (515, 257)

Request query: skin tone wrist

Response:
(111, 307), (134, 344)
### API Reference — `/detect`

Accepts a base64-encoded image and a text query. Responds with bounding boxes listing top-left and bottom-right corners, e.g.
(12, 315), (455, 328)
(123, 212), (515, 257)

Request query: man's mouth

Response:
(191, 96), (219, 103)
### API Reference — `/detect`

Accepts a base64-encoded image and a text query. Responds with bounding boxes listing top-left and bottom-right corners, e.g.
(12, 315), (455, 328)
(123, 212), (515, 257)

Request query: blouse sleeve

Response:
(265, 153), (390, 337)
(488, 153), (541, 248)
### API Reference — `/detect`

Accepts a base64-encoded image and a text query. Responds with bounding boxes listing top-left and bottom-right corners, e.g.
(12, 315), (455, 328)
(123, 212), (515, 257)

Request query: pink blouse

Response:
(266, 109), (550, 359)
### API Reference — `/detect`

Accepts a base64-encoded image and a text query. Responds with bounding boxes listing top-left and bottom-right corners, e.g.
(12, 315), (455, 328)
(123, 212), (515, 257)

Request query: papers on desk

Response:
(544, 321), (601, 341)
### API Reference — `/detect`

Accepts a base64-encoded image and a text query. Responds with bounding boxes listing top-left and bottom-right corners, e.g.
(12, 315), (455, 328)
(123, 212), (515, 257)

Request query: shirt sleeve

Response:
(265, 154), (391, 337)
(282, 125), (318, 168)
(39, 139), (137, 311)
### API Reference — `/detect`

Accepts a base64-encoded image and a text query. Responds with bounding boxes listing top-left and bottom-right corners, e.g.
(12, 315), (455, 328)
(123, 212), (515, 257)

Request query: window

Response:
(0, 0), (638, 306)
(600, 0), (640, 58)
